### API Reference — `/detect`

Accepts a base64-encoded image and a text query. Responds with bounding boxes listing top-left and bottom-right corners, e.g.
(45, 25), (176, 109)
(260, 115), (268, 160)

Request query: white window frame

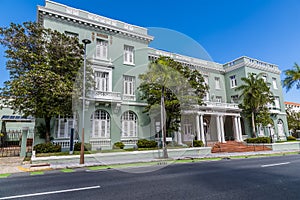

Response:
(274, 96), (280, 109)
(91, 110), (110, 138)
(123, 76), (135, 95)
(216, 96), (222, 103)
(272, 78), (278, 89)
(230, 75), (237, 88)
(215, 77), (221, 89)
(262, 75), (267, 83)
(121, 111), (137, 138)
(65, 31), (79, 38)
(96, 39), (108, 60)
(124, 45), (134, 65)
(95, 71), (109, 92)
(56, 117), (75, 138)
(231, 95), (239, 103)
(203, 76), (209, 101)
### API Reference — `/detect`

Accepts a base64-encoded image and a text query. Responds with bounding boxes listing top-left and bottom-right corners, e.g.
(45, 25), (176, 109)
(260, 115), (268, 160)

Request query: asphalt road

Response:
(1, 155), (300, 200)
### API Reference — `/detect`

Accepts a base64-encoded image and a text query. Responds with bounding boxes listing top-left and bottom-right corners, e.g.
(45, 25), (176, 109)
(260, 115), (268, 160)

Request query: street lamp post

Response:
(80, 39), (91, 165)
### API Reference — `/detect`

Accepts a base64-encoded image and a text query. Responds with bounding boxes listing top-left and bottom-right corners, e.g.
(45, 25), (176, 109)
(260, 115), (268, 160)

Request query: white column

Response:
(200, 114), (205, 145)
(195, 115), (201, 141)
(237, 117), (243, 141)
(178, 125), (182, 145)
(234, 117), (240, 141)
(216, 115), (221, 142)
(220, 115), (226, 143)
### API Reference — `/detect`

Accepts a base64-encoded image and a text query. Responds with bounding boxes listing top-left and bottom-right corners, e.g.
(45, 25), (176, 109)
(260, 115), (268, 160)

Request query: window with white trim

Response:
(123, 76), (135, 95)
(91, 110), (110, 138)
(231, 95), (239, 103)
(65, 31), (78, 38)
(216, 96), (222, 103)
(262, 75), (267, 83)
(96, 39), (108, 60)
(56, 117), (75, 138)
(274, 96), (280, 109)
(121, 111), (137, 137)
(215, 77), (220, 89)
(95, 71), (109, 91)
(230, 75), (237, 88)
(124, 45), (134, 65)
(272, 78), (278, 89)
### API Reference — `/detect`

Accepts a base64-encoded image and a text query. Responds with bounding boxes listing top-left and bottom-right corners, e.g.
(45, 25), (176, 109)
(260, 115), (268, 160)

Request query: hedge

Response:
(193, 140), (204, 147)
(136, 139), (157, 148)
(287, 135), (296, 141)
(113, 142), (125, 149)
(245, 137), (271, 144)
(33, 143), (61, 153)
(74, 143), (92, 151)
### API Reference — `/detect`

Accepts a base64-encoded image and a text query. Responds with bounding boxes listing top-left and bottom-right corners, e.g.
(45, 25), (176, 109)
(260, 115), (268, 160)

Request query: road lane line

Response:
(0, 185), (101, 200)
(261, 162), (290, 168)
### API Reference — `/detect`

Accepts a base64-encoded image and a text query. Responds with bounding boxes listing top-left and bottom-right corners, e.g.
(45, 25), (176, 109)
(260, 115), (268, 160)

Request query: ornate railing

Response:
(204, 101), (239, 109)
(52, 139), (78, 149)
(121, 138), (138, 145)
(123, 94), (136, 101)
(94, 91), (121, 100)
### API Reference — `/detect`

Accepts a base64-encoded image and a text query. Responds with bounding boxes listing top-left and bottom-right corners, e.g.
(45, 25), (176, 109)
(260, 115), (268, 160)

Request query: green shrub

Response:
(136, 139), (157, 148)
(245, 137), (271, 144)
(287, 135), (296, 141)
(74, 143), (92, 151)
(193, 140), (204, 147)
(113, 142), (125, 149)
(33, 143), (61, 153)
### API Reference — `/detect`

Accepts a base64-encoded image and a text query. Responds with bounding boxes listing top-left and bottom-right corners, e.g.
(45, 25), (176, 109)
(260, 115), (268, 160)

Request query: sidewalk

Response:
(1, 149), (299, 174)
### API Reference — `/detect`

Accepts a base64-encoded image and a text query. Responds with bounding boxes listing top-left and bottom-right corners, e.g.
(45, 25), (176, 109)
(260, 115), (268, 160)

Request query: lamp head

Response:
(82, 39), (91, 45)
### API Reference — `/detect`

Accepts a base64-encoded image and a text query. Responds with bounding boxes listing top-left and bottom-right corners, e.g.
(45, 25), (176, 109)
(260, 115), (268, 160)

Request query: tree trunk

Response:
(251, 112), (256, 138)
(45, 116), (51, 143)
(161, 86), (168, 158)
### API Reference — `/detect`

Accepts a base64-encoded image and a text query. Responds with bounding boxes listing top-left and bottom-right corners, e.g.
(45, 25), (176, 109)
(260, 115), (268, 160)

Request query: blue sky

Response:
(0, 0), (300, 102)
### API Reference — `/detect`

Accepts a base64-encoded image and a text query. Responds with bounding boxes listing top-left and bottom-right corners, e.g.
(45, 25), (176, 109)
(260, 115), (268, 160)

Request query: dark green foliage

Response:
(193, 140), (204, 147)
(286, 109), (300, 136)
(113, 142), (125, 149)
(136, 139), (157, 148)
(235, 73), (274, 137)
(33, 143), (61, 153)
(74, 143), (91, 151)
(0, 22), (85, 143)
(245, 137), (271, 144)
(283, 63), (300, 92)
(287, 135), (296, 141)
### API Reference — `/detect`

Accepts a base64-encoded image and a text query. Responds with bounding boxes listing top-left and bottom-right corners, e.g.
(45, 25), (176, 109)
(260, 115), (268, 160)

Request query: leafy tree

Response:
(286, 109), (300, 136)
(0, 22), (84, 143)
(235, 73), (274, 137)
(283, 63), (300, 91)
(139, 56), (208, 157)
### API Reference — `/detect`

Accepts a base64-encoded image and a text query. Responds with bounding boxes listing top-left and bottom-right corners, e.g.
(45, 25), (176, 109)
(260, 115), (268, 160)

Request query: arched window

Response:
(91, 110), (110, 138)
(121, 111), (137, 137)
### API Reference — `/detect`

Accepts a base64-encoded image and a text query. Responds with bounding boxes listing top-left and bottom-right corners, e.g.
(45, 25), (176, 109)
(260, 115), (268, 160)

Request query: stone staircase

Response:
(211, 141), (271, 153)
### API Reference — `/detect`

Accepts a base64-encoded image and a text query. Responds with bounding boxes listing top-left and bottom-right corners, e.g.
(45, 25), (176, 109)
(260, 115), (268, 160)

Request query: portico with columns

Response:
(178, 104), (243, 145)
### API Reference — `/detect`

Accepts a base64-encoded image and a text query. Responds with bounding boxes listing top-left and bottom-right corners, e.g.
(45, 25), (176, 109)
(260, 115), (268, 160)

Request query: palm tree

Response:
(235, 73), (274, 137)
(283, 63), (300, 92)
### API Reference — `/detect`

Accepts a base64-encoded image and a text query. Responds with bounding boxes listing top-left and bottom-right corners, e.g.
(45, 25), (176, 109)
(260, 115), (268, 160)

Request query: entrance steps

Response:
(211, 141), (271, 153)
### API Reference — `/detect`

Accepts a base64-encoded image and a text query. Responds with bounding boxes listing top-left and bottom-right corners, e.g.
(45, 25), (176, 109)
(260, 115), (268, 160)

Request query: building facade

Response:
(34, 0), (289, 149)
(285, 101), (300, 113)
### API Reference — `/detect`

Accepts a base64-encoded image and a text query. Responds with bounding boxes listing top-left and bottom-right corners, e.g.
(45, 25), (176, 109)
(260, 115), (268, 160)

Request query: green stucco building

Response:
(30, 0), (289, 150)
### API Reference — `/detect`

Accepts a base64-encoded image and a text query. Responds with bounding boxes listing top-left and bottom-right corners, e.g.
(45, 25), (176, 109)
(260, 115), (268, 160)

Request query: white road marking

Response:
(0, 185), (101, 200)
(261, 162), (290, 168)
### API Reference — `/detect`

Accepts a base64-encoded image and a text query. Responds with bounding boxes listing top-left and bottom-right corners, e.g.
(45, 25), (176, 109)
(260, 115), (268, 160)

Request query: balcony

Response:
(204, 101), (240, 110)
(123, 94), (136, 101)
(268, 106), (281, 114)
(94, 90), (121, 101)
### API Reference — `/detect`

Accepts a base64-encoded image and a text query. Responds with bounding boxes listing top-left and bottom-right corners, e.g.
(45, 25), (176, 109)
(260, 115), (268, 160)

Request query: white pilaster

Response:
(195, 115), (201, 141)
(178, 125), (182, 145)
(216, 115), (221, 142)
(200, 114), (205, 145)
(220, 115), (226, 143)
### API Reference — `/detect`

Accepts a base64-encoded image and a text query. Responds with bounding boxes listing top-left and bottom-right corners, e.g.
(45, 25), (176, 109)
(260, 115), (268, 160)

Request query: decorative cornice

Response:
(38, 5), (153, 43)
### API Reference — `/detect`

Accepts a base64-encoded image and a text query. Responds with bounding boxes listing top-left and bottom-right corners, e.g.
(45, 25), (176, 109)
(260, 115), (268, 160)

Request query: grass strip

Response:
(30, 171), (44, 176)
(60, 168), (75, 173)
(0, 173), (11, 178)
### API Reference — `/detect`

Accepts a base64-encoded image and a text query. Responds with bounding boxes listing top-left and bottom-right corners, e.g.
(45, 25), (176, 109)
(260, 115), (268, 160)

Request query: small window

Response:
(124, 45), (134, 65)
(96, 39), (108, 60)
(216, 96), (222, 103)
(230, 75), (237, 88)
(231, 95), (239, 103)
(65, 31), (79, 38)
(215, 77), (220, 89)
(272, 78), (278, 89)
(262, 75), (267, 83)
(274, 97), (280, 109)
(95, 71), (109, 91)
(123, 76), (135, 95)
